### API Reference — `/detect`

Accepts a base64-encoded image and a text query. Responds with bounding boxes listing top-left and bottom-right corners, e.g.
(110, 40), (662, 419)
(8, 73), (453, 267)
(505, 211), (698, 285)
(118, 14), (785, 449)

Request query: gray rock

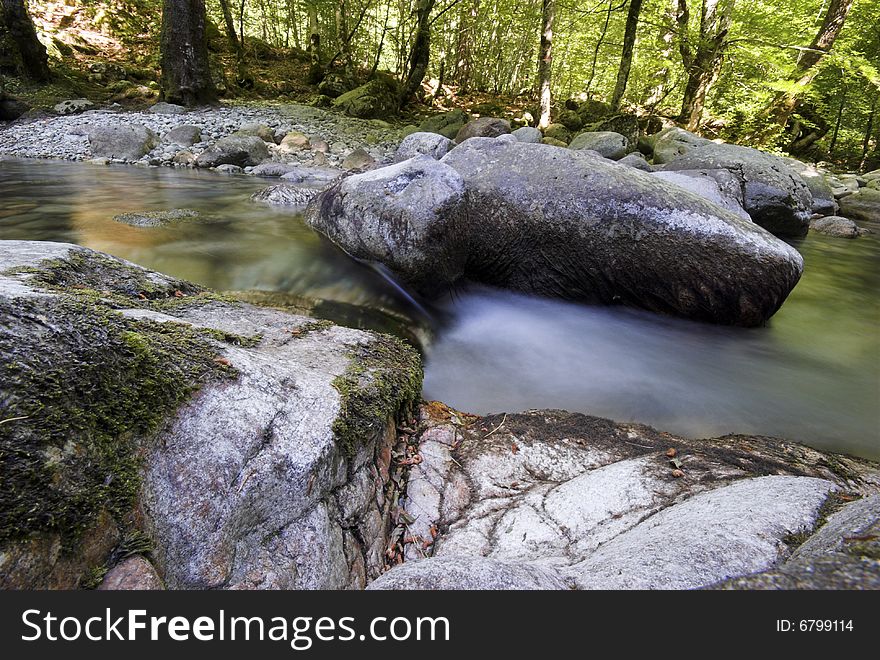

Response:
(617, 152), (654, 171)
(280, 165), (345, 185)
(215, 164), (243, 174)
(367, 557), (570, 590)
(809, 215), (865, 238)
(251, 184), (320, 207)
(195, 135), (270, 168)
(512, 127), (543, 144)
(571, 476), (836, 589)
(838, 189), (880, 222)
(98, 557), (164, 590)
(645, 126), (711, 164)
(588, 114), (640, 149)
(163, 125), (202, 146)
(235, 123), (276, 143)
(148, 102), (186, 115)
(665, 142), (813, 236)
(342, 147), (377, 171)
(113, 209), (200, 227)
(305, 156), (468, 296)
(418, 109), (469, 140)
(250, 162), (299, 177)
(794, 495), (880, 560)
(0, 241), (422, 590)
(652, 170), (751, 220)
(54, 99), (94, 115)
(568, 131), (629, 160)
(784, 158), (838, 216)
(394, 132), (454, 162)
(88, 125), (159, 160)
(454, 117), (511, 143)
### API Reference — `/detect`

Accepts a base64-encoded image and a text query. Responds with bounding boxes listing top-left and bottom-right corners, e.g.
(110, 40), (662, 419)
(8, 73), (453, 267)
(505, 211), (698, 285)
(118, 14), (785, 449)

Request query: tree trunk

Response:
(1, 0), (49, 81)
(676, 0), (733, 130)
(218, 0), (242, 54)
(585, 0), (614, 94)
(537, 0), (554, 129)
(160, 0), (217, 106)
(644, 0), (676, 109)
(829, 84), (846, 156)
(335, 0), (353, 76)
(610, 0), (643, 111)
(307, 1), (322, 82)
(862, 93), (877, 170)
(763, 0), (855, 129)
(399, 0), (435, 108)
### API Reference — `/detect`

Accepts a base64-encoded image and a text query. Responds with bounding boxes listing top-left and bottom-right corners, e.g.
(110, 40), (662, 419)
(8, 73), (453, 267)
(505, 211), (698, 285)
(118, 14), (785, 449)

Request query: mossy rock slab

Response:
(0, 241), (422, 589)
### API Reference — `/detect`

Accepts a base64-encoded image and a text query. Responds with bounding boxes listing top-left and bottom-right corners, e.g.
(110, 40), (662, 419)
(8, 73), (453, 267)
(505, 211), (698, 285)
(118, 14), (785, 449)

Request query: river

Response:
(1, 158), (878, 460)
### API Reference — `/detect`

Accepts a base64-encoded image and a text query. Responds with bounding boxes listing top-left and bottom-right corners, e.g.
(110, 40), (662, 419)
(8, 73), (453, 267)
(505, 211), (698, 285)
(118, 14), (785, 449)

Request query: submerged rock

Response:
(308, 139), (804, 326)
(664, 142), (813, 236)
(251, 184), (320, 207)
(0, 241), (421, 590)
(368, 406), (879, 591)
(113, 208), (201, 227)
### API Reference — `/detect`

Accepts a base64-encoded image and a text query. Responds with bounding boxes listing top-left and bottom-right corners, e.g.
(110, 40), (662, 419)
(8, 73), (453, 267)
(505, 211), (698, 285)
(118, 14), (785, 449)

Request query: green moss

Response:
(0, 294), (236, 551)
(331, 334), (422, 457)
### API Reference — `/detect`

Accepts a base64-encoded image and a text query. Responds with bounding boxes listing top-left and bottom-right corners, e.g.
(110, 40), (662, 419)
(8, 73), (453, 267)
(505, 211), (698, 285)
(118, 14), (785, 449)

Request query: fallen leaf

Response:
(213, 356), (232, 367)
(174, 290), (185, 298)
(666, 448), (677, 458)
(511, 442), (519, 454)
(672, 469), (685, 478)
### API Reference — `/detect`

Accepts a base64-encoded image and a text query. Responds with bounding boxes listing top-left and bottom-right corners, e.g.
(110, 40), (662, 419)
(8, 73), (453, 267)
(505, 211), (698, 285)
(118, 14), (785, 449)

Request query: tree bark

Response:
(611, 0), (643, 111)
(537, 0), (554, 129)
(676, 0), (733, 130)
(218, 0), (242, 54)
(160, 0), (217, 106)
(762, 0), (855, 129)
(307, 1), (322, 82)
(1, 0), (49, 81)
(399, 0), (435, 107)
(643, 0), (676, 108)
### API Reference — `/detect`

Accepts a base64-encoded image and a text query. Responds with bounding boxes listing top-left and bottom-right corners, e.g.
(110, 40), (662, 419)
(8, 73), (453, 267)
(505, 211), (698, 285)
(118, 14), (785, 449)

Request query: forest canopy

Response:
(0, 0), (878, 167)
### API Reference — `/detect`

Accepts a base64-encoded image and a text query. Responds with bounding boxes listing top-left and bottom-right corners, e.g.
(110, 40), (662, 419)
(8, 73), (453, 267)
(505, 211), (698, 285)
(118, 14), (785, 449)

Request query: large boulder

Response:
(587, 114), (640, 149)
(644, 126), (711, 164)
(0, 92), (30, 121)
(652, 170), (751, 220)
(664, 143), (813, 236)
(394, 132), (454, 162)
(308, 139), (805, 326)
(568, 131), (629, 160)
(195, 135), (270, 168)
(454, 117), (511, 143)
(838, 189), (880, 222)
(0, 241), (421, 589)
(418, 109), (469, 140)
(332, 75), (399, 119)
(511, 127), (543, 144)
(784, 158), (838, 216)
(809, 215), (865, 238)
(163, 125), (202, 146)
(368, 406), (879, 590)
(88, 125), (159, 160)
(251, 184), (320, 207)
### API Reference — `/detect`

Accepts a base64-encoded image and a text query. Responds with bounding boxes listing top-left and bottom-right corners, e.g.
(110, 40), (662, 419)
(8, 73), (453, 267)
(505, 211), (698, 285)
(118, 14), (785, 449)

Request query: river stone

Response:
(838, 189), (880, 222)
(809, 215), (864, 238)
(279, 130), (311, 153)
(113, 209), (200, 227)
(512, 127), (543, 143)
(367, 557), (570, 590)
(163, 125), (202, 146)
(54, 98), (94, 115)
(280, 165), (345, 185)
(97, 556), (164, 590)
(235, 123), (276, 143)
(395, 132), (454, 162)
(250, 162), (299, 177)
(341, 147), (376, 171)
(370, 406), (879, 590)
(454, 117), (511, 143)
(588, 114), (640, 149)
(541, 136), (567, 147)
(0, 241), (421, 590)
(571, 476), (836, 589)
(305, 156), (468, 296)
(418, 109), (469, 139)
(652, 170), (751, 220)
(148, 102), (186, 115)
(251, 184), (320, 207)
(617, 152), (654, 171)
(568, 131), (629, 160)
(195, 135), (270, 168)
(645, 126), (711, 164)
(783, 158), (838, 216)
(664, 142), (813, 236)
(215, 164), (243, 174)
(88, 125), (159, 160)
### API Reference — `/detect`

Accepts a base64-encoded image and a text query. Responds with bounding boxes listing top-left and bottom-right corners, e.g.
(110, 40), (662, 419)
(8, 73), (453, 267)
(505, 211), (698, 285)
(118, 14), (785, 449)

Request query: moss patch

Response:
(0, 292), (236, 551)
(331, 334), (422, 457)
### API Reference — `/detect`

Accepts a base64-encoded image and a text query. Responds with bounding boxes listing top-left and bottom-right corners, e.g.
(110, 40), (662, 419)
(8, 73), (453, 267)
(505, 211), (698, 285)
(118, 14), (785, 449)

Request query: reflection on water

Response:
(1, 158), (878, 459)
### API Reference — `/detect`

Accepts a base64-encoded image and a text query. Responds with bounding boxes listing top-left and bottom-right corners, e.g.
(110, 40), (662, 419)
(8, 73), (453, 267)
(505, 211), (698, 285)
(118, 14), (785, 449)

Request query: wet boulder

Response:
(195, 135), (270, 168)
(88, 124), (159, 160)
(664, 142), (813, 236)
(809, 216), (865, 238)
(308, 139), (805, 326)
(838, 189), (880, 222)
(252, 184), (320, 207)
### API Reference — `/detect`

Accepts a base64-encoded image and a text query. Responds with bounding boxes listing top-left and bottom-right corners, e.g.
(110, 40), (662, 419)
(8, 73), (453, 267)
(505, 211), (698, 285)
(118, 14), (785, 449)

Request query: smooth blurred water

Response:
(1, 158), (878, 459)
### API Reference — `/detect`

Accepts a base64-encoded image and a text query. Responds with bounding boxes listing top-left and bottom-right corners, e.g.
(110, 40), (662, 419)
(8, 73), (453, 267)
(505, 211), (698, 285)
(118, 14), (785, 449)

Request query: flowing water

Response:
(1, 158), (878, 460)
